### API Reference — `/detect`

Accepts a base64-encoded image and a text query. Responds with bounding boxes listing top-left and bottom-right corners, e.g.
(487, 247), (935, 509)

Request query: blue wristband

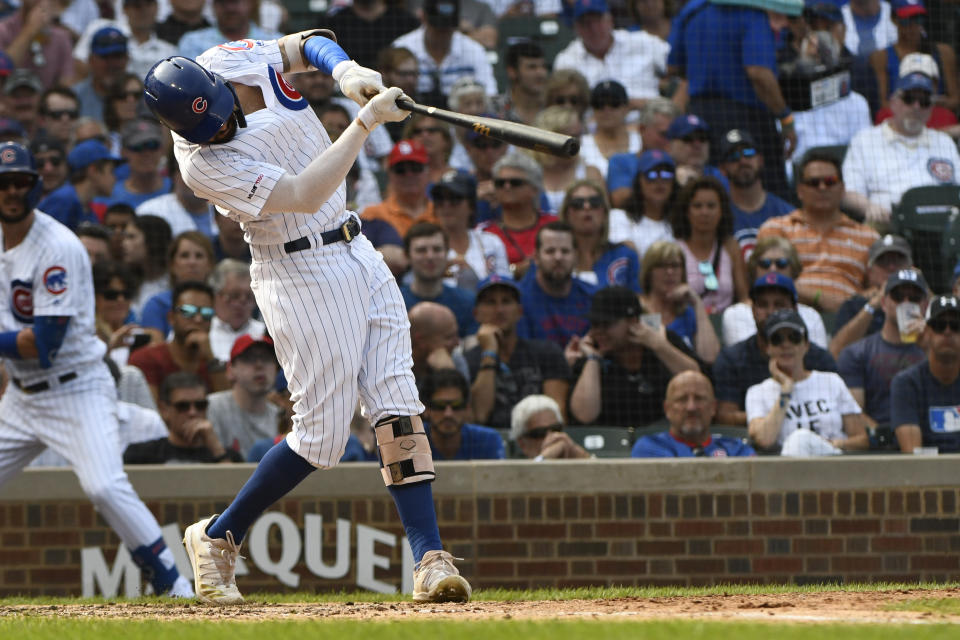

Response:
(0, 330), (21, 359)
(302, 35), (350, 75)
(481, 350), (498, 361)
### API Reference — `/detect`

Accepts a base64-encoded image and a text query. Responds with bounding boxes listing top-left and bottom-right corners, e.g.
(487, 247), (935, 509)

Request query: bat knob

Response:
(562, 137), (580, 158)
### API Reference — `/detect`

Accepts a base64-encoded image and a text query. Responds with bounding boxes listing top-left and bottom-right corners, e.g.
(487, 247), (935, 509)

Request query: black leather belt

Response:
(284, 218), (361, 254)
(13, 371), (77, 394)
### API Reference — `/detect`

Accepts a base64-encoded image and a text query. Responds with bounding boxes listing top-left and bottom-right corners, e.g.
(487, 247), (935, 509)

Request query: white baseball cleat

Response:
(165, 574), (196, 598)
(182, 516), (245, 605)
(412, 550), (472, 603)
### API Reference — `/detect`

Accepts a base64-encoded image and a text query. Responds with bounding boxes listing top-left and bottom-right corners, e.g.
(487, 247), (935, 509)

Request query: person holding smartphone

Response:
(746, 309), (869, 456)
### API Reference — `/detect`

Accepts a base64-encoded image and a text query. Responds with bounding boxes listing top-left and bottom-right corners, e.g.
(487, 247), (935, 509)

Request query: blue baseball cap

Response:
(476, 273), (520, 301)
(896, 72), (934, 94)
(0, 117), (25, 139)
(636, 149), (676, 174)
(572, 0), (609, 20)
(90, 27), (128, 57)
(750, 272), (797, 303)
(804, 0), (842, 23)
(67, 139), (125, 172)
(666, 114), (709, 140)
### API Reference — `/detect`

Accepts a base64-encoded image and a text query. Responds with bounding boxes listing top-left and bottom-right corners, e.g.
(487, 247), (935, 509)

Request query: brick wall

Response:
(1, 458), (959, 595)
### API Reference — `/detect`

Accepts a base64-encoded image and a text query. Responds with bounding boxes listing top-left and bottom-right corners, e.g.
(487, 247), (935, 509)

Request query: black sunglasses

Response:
(117, 90), (142, 100)
(45, 109), (78, 120)
(173, 399), (209, 412)
(433, 192), (465, 204)
(428, 398), (467, 411)
(591, 99), (626, 110)
(769, 329), (804, 346)
(551, 95), (583, 107)
(100, 288), (132, 301)
(726, 147), (757, 162)
(890, 287), (926, 304)
(681, 133), (709, 144)
(523, 424), (563, 439)
(568, 195), (603, 210)
(471, 138), (503, 150)
(494, 177), (527, 188)
(0, 174), (36, 190)
(901, 92), (932, 108)
(391, 162), (425, 176)
(801, 175), (841, 188)
(35, 156), (63, 168)
(127, 140), (161, 152)
(176, 304), (215, 320)
(929, 318), (960, 334)
(758, 257), (790, 270)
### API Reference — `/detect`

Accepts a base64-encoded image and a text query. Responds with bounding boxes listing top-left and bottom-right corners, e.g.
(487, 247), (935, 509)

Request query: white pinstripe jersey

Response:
(174, 39), (346, 246)
(0, 212), (105, 381)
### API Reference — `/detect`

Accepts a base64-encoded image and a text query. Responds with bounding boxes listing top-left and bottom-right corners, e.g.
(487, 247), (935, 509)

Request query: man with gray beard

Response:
(843, 72), (960, 227)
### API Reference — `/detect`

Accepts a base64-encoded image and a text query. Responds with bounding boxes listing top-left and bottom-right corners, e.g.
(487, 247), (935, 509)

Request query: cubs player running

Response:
(143, 32), (471, 604)
(0, 142), (192, 598)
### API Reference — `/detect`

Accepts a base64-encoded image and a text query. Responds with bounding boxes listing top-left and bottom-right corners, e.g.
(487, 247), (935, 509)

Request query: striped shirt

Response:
(756, 209), (879, 300)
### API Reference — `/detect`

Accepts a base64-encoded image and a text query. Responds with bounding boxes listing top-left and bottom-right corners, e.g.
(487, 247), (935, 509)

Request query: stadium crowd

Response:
(3, 0), (960, 466)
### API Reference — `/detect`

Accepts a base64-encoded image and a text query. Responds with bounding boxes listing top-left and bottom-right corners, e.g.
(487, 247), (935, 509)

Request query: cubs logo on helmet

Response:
(0, 141), (43, 211)
(0, 148), (16, 164)
(192, 97), (208, 114)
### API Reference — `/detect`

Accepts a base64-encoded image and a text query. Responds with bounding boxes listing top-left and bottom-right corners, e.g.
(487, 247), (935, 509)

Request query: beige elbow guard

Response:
(281, 29), (338, 71)
(375, 415), (436, 486)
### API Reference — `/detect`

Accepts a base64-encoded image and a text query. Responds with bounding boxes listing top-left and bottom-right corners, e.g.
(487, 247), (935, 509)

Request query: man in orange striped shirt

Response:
(757, 150), (879, 313)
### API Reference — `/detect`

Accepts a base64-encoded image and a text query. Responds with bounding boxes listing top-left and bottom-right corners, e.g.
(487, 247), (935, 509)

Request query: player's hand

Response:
(333, 60), (386, 107)
(357, 87), (408, 130)
(476, 323), (502, 352)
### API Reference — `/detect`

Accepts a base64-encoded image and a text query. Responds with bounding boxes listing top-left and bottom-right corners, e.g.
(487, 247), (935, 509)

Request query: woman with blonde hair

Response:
(140, 231), (217, 336)
(558, 179), (639, 290)
(531, 106), (603, 213)
(639, 240), (720, 363)
(721, 236), (828, 348)
(544, 69), (591, 121)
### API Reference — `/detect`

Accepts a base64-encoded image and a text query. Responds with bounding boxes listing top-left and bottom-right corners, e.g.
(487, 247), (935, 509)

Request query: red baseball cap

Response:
(230, 334), (274, 362)
(388, 139), (428, 167)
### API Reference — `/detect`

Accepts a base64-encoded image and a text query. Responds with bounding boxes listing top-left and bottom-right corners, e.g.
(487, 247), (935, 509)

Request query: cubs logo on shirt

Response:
(43, 266), (67, 295)
(10, 279), (32, 323)
(928, 157), (955, 183)
(606, 257), (629, 287)
(268, 67), (307, 111)
(218, 39), (258, 51)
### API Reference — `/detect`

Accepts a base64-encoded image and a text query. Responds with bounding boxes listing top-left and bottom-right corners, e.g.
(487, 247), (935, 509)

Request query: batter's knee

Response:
(374, 415), (435, 486)
(80, 474), (132, 509)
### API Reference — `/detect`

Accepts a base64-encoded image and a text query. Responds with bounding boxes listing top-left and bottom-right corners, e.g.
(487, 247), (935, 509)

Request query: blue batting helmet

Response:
(143, 56), (246, 144)
(0, 141), (43, 211)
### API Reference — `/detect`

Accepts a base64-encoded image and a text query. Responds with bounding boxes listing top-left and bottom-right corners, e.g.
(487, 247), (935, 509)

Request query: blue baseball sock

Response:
(388, 482), (443, 565)
(131, 537), (179, 594)
(207, 439), (315, 543)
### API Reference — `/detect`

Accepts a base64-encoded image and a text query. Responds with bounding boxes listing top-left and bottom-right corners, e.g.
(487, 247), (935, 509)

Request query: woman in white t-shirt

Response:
(746, 309), (869, 456)
(608, 149), (677, 262)
(578, 80), (641, 179)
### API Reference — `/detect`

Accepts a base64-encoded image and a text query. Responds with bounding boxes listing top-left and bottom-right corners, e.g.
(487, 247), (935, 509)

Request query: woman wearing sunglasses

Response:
(402, 113), (456, 184)
(544, 70), (591, 122)
(103, 74), (147, 156)
(639, 240), (720, 364)
(93, 260), (162, 366)
(140, 231), (216, 337)
(531, 106), (603, 214)
(609, 149), (677, 262)
(578, 81), (640, 179)
(558, 179), (640, 290)
(721, 236), (828, 348)
(746, 309), (868, 456)
(671, 176), (748, 315)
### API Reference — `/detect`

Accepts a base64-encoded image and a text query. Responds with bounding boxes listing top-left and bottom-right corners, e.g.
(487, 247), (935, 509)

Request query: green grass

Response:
(1, 619), (959, 640)
(2, 581), (956, 606)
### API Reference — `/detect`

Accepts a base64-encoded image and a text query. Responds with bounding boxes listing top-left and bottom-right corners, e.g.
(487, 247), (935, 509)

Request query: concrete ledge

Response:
(3, 455), (959, 501)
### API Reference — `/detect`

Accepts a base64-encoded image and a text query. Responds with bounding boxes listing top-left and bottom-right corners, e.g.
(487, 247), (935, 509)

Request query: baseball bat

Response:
(396, 97), (579, 158)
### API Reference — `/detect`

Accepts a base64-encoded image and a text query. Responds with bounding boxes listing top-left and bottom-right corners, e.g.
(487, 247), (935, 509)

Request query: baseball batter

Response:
(0, 142), (192, 598)
(143, 32), (471, 604)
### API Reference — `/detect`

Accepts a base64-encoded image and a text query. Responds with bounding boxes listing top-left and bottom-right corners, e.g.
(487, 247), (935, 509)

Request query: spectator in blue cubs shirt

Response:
(420, 368), (505, 461)
(557, 179), (641, 291)
(517, 221), (597, 349)
(891, 295), (960, 453)
(632, 371), (755, 457)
